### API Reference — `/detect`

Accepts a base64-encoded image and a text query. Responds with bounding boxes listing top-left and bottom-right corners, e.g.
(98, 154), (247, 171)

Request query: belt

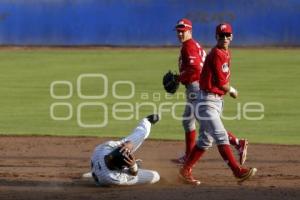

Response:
(200, 90), (223, 100)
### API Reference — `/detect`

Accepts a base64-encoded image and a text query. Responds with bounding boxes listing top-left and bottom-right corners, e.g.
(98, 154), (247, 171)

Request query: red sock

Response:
(227, 131), (239, 148)
(184, 145), (205, 169)
(217, 144), (240, 176)
(185, 130), (196, 157)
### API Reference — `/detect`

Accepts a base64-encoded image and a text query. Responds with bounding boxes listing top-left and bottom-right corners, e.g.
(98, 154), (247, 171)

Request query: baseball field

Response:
(0, 47), (300, 199)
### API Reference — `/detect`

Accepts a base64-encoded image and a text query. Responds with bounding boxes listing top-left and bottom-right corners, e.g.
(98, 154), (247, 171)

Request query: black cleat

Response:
(146, 114), (160, 125)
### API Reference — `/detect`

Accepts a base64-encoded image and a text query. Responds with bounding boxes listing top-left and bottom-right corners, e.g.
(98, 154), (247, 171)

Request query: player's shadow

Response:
(0, 178), (96, 188)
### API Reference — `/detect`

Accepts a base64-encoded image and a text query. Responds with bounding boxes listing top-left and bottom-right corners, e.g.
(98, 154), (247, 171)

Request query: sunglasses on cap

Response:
(218, 33), (232, 38)
(176, 24), (187, 28)
(175, 24), (192, 30)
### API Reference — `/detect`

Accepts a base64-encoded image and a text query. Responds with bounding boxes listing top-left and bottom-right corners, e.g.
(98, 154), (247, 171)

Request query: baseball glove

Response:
(162, 70), (179, 94)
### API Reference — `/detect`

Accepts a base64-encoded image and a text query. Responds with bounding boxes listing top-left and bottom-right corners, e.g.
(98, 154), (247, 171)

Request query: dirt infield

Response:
(0, 136), (299, 200)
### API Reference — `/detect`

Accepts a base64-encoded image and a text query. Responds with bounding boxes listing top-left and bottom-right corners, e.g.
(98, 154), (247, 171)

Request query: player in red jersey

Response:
(173, 18), (206, 163)
(172, 19), (248, 166)
(178, 23), (257, 185)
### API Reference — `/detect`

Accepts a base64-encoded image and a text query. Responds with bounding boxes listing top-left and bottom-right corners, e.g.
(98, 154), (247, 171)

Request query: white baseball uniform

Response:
(90, 118), (160, 186)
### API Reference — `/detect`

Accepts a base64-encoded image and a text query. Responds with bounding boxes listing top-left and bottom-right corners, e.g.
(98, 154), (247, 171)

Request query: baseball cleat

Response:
(236, 167), (257, 182)
(178, 167), (201, 185)
(238, 139), (248, 165)
(146, 114), (160, 125)
(171, 155), (186, 165)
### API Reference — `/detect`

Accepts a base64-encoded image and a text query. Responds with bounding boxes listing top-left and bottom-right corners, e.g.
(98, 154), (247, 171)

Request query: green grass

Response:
(0, 48), (299, 145)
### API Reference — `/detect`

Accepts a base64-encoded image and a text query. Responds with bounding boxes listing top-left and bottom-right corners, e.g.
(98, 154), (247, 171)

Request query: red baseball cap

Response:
(175, 18), (192, 31)
(216, 23), (232, 35)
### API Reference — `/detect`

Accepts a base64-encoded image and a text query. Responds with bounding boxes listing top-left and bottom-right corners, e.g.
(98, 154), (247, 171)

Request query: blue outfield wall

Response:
(0, 0), (300, 46)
